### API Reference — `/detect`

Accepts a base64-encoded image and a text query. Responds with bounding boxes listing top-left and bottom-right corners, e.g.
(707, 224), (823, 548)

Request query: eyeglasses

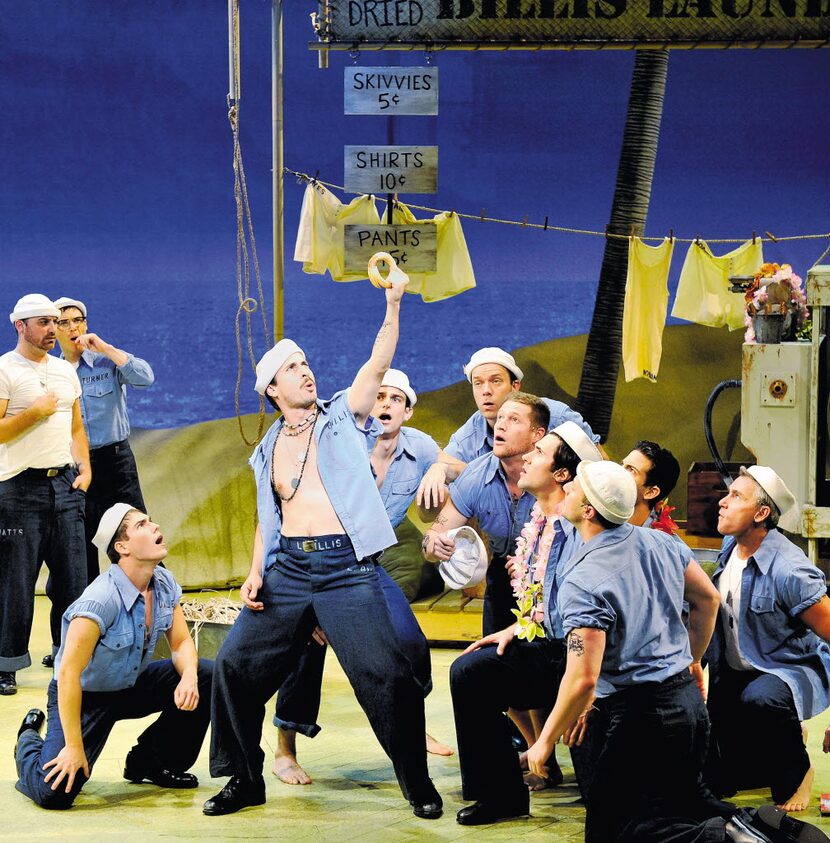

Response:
(56, 317), (87, 328)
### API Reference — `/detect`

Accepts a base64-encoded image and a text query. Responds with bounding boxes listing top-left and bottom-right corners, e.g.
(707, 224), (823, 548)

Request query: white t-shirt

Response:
(718, 547), (755, 671)
(0, 351), (82, 481)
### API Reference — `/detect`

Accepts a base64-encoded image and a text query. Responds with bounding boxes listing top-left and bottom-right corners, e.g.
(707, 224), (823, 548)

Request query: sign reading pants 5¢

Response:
(344, 224), (437, 273)
(344, 146), (438, 194)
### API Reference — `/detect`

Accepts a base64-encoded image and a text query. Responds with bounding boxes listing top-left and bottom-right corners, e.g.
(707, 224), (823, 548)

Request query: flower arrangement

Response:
(509, 503), (556, 642)
(649, 500), (679, 536)
(744, 263), (810, 343)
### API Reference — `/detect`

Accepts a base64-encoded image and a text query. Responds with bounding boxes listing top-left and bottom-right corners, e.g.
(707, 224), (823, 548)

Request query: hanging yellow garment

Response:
(622, 237), (675, 383)
(671, 239), (763, 331)
(392, 203), (476, 302)
(293, 182), (380, 281)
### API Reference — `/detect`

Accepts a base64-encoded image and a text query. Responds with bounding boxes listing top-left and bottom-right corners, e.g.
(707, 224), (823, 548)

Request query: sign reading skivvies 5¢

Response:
(344, 146), (438, 194)
(344, 67), (438, 115)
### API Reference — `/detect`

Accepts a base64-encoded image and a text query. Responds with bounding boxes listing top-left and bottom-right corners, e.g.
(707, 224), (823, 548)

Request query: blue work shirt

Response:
(251, 389), (396, 569)
(69, 350), (154, 449)
(557, 523), (693, 697)
(377, 426), (439, 529)
(542, 517), (582, 639)
(54, 564), (181, 693)
(445, 397), (598, 463)
(449, 452), (535, 558)
(706, 529), (830, 720)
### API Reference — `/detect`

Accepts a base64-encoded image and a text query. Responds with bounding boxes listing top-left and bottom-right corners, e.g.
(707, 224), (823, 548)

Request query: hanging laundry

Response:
(671, 239), (763, 331)
(392, 203), (476, 302)
(293, 182), (380, 281)
(622, 236), (675, 383)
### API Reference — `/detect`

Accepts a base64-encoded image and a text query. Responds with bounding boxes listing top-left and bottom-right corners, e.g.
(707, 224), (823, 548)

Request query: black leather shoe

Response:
(17, 708), (45, 740)
(411, 789), (443, 819)
(0, 672), (16, 696)
(203, 776), (266, 816)
(124, 749), (198, 788)
(750, 805), (830, 843)
(456, 799), (530, 826)
(42, 654), (54, 668)
(725, 816), (773, 843)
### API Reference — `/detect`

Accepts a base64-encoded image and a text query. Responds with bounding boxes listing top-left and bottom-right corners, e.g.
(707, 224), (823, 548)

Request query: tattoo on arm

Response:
(372, 321), (392, 353)
(433, 514), (448, 528)
(567, 631), (585, 657)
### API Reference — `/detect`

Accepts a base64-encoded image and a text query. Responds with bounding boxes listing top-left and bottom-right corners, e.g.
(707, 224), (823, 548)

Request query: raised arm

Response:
(45, 617), (100, 793)
(348, 281), (407, 424)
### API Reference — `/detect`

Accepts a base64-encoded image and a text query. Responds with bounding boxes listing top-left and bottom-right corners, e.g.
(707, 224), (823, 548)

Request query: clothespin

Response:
(480, 208), (485, 223)
(630, 225), (637, 239)
(522, 215), (528, 227)
(669, 228), (674, 243)
(695, 235), (701, 246)
(543, 216), (549, 231)
(604, 225), (610, 240)
(752, 231), (757, 244)
(765, 230), (778, 243)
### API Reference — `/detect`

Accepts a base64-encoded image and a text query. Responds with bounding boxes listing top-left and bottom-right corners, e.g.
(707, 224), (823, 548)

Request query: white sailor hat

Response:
(553, 421), (602, 464)
(438, 526), (488, 590)
(53, 297), (88, 317)
(9, 294), (60, 324)
(255, 339), (305, 395)
(743, 466), (796, 517)
(577, 460), (636, 525)
(381, 368), (417, 406)
(462, 347), (524, 383)
(92, 502), (137, 553)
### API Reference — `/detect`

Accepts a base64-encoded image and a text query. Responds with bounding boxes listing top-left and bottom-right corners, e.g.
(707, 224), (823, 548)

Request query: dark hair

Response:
(105, 509), (139, 565)
(502, 392), (550, 431)
(265, 391), (279, 411)
(634, 440), (680, 508)
(551, 435), (580, 481)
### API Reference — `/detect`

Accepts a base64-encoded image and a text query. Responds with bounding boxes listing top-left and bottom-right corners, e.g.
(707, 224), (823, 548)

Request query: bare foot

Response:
(273, 753), (313, 785)
(426, 732), (454, 756)
(524, 771), (552, 791)
(776, 765), (814, 812)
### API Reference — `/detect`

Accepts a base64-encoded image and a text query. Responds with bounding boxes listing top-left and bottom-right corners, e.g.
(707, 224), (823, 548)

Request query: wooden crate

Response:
(687, 461), (749, 536)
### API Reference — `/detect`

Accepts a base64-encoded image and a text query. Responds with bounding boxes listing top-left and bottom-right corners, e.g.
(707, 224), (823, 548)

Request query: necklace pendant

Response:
(290, 477), (300, 489)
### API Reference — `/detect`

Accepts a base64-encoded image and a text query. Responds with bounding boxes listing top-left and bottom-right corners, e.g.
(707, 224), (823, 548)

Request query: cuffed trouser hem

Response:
(0, 653), (32, 672)
(272, 716), (321, 738)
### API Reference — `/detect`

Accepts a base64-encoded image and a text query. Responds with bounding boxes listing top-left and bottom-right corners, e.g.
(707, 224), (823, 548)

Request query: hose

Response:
(704, 380), (742, 487)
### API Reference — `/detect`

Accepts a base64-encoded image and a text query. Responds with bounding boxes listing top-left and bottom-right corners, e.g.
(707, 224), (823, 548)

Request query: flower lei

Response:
(650, 499), (679, 536)
(509, 502), (555, 642)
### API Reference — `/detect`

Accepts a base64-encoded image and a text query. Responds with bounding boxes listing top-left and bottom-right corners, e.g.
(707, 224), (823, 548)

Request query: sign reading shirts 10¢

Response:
(344, 223), (438, 272)
(344, 67), (439, 115)
(344, 146), (438, 194)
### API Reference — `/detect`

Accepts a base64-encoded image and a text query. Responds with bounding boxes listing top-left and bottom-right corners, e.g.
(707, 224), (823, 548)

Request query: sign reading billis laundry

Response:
(344, 67), (439, 115)
(344, 146), (438, 194)
(344, 224), (438, 272)
(319, 0), (830, 48)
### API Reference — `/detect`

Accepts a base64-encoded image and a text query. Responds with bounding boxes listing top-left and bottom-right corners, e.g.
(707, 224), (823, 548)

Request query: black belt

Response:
(283, 535), (349, 553)
(91, 439), (129, 455)
(24, 465), (73, 478)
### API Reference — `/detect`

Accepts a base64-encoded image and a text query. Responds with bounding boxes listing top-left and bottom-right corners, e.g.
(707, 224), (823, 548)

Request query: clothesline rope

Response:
(284, 166), (830, 249)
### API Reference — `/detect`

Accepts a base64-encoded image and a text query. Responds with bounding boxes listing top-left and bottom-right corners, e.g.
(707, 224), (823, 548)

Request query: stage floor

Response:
(2, 597), (830, 841)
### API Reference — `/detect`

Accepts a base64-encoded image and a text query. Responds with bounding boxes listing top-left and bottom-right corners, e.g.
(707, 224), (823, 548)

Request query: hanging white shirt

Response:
(0, 351), (81, 481)
(718, 547), (755, 672)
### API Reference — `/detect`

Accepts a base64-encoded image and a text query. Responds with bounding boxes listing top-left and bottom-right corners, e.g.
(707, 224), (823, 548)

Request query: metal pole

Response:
(272, 0), (285, 341)
(228, 0), (238, 102)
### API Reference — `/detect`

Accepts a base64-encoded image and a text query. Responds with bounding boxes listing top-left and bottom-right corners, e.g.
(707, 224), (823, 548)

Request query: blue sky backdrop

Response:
(3, 2), (828, 427)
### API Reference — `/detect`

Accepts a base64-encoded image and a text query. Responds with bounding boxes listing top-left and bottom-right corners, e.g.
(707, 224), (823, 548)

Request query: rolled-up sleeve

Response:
(558, 581), (615, 635)
(117, 354), (154, 388)
(783, 564), (828, 618)
(68, 599), (116, 636)
(448, 470), (477, 519)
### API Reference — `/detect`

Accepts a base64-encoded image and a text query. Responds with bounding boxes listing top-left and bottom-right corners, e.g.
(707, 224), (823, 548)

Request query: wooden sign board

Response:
(344, 145), (438, 194)
(344, 224), (437, 273)
(317, 0), (830, 49)
(344, 67), (439, 115)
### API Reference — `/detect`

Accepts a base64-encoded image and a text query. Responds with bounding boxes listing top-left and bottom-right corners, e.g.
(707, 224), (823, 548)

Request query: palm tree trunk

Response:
(575, 50), (669, 441)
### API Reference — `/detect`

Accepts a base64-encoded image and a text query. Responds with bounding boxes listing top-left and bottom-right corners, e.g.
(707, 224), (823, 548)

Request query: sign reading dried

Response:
(344, 67), (439, 115)
(344, 223), (438, 272)
(320, 0), (830, 48)
(344, 145), (438, 194)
